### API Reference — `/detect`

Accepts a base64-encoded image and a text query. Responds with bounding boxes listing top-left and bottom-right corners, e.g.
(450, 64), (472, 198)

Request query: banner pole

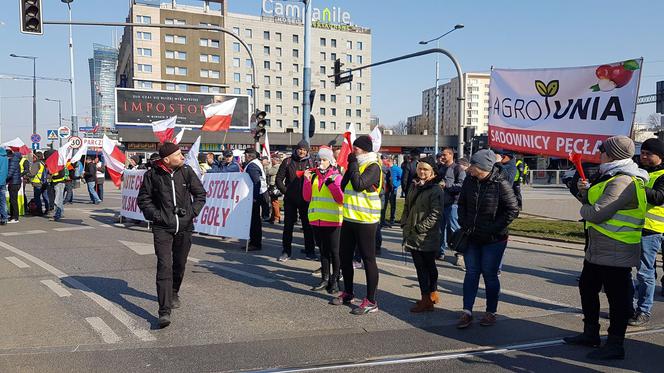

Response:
(630, 57), (644, 139)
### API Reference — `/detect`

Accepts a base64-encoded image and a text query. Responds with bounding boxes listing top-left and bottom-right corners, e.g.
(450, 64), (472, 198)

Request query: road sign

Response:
(30, 134), (41, 143)
(47, 130), (59, 141)
(69, 136), (83, 149)
(58, 126), (71, 139)
(31, 142), (40, 150)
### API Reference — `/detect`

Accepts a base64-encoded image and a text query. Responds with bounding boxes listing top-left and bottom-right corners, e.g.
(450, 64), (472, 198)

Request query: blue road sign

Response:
(47, 130), (59, 141)
(30, 133), (41, 143)
(31, 142), (40, 150)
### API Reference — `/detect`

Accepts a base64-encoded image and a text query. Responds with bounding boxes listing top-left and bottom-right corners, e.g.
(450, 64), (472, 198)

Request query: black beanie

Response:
(417, 156), (438, 175)
(641, 138), (664, 159)
(353, 135), (373, 152)
(158, 142), (180, 158)
(296, 139), (310, 152)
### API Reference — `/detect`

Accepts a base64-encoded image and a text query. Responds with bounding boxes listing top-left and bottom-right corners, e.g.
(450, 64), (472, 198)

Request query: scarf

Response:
(357, 152), (378, 167)
(599, 158), (649, 182)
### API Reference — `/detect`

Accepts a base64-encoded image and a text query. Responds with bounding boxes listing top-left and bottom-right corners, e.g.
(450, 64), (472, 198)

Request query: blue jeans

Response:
(64, 182), (73, 203)
(34, 185), (49, 213)
(0, 184), (8, 221)
(634, 233), (663, 315)
(86, 181), (101, 204)
(462, 239), (508, 313)
(439, 204), (460, 255)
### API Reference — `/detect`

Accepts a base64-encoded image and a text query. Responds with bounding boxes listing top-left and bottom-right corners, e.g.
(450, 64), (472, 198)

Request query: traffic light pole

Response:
(302, 0), (312, 145)
(331, 48), (466, 157)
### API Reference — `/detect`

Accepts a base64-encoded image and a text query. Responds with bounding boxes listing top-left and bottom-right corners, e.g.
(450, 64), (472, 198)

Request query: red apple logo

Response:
(590, 60), (640, 92)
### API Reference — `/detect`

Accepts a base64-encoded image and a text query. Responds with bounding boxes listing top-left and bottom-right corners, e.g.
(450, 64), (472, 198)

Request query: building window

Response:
(356, 123), (362, 132)
(275, 32), (282, 42)
(165, 83), (175, 91)
(331, 121), (337, 130)
(264, 31), (270, 40)
(356, 109), (362, 117)
(357, 41), (363, 51)
(264, 61), (270, 69)
(165, 35), (186, 44)
(233, 73), (240, 82)
(200, 86), (220, 93)
(346, 41), (352, 49)
(265, 90), (271, 99)
(293, 49), (299, 58)
(233, 42), (240, 52)
(331, 52), (337, 61)
(356, 96), (362, 105)
(277, 119), (283, 128)
(276, 91), (283, 99)
(245, 29), (252, 38)
(293, 92), (299, 100)
(276, 47), (282, 57)
(320, 37), (326, 47)
(276, 105), (283, 114)
(137, 64), (152, 73)
(136, 31), (152, 40)
(247, 88), (253, 97)
(200, 69), (220, 79)
(232, 58), (240, 67)
(166, 66), (187, 76)
(276, 62), (282, 71)
(245, 74), (252, 83)
(320, 52), (326, 61)
(166, 51), (186, 60)
(320, 94), (326, 102)
(331, 108), (337, 116)
(346, 54), (352, 63)
(320, 80), (326, 89)
(357, 55), (363, 64)
(293, 78), (299, 86)
(346, 109), (352, 117)
(137, 48), (152, 57)
(320, 66), (326, 74)
(276, 77), (282, 86)
(176, 84), (187, 92)
(136, 15), (151, 24)
(345, 95), (352, 104)
(165, 18), (185, 25)
(356, 82), (363, 91)
(264, 76), (271, 85)
(210, 55), (220, 63)
(293, 34), (299, 43)
(234, 88), (241, 94)
(245, 59), (252, 67)
(293, 106), (299, 115)
(320, 108), (326, 115)
(293, 120), (299, 128)
(200, 54), (208, 62)
(331, 95), (337, 103)
(138, 81), (152, 89)
(232, 27), (240, 35)
(320, 121), (326, 129)
(199, 39), (219, 47)
(264, 46), (270, 56)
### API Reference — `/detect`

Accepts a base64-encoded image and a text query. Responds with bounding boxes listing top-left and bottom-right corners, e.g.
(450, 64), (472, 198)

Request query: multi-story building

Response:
(89, 43), (119, 129)
(441, 72), (490, 137)
(115, 0), (373, 135)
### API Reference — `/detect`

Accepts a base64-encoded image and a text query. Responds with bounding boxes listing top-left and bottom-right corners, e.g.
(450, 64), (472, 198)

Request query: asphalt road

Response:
(0, 187), (662, 372)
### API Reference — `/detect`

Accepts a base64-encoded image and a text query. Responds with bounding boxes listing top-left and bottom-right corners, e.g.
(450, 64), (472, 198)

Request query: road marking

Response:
(188, 257), (275, 283)
(98, 224), (112, 228)
(119, 240), (154, 255)
(1, 230), (47, 237)
(114, 223), (126, 227)
(5, 256), (30, 268)
(0, 240), (155, 342)
(53, 226), (96, 232)
(40, 279), (72, 297)
(85, 317), (121, 344)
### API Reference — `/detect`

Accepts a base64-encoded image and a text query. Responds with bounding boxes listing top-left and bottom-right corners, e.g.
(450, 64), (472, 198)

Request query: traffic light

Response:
(308, 89), (316, 138)
(20, 0), (43, 35)
(252, 110), (267, 141)
(333, 59), (353, 87)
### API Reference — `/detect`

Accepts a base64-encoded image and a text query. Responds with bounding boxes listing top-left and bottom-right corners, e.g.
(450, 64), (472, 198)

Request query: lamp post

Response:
(45, 98), (62, 147)
(61, 0), (78, 136)
(9, 53), (38, 136)
(419, 24), (464, 155)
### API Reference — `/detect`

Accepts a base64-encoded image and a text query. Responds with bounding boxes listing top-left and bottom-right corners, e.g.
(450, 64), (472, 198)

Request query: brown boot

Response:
(430, 291), (440, 304)
(410, 294), (434, 313)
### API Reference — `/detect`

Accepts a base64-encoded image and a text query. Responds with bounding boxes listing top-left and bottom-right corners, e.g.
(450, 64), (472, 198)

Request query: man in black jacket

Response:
(137, 142), (206, 328)
(401, 149), (419, 197)
(275, 140), (316, 261)
(244, 149), (267, 251)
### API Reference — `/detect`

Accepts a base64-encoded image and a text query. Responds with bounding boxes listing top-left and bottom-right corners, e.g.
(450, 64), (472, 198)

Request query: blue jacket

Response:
(6, 154), (22, 185)
(390, 164), (402, 190)
(209, 160), (241, 173)
(0, 148), (8, 185)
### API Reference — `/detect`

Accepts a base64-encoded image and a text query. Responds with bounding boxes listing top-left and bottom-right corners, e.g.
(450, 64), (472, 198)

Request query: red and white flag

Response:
(102, 134), (126, 188)
(70, 143), (89, 164)
(44, 140), (74, 174)
(261, 132), (271, 162)
(369, 126), (382, 153)
(185, 135), (202, 180)
(202, 98), (237, 132)
(336, 123), (357, 169)
(173, 127), (186, 144)
(152, 116), (177, 144)
(1, 137), (31, 155)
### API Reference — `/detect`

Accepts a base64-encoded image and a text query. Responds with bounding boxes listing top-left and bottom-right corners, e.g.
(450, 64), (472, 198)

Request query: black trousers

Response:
(282, 200), (315, 256)
(154, 228), (192, 316)
(313, 226), (341, 281)
(340, 221), (379, 303)
(579, 260), (632, 338)
(411, 250), (438, 295)
(8, 184), (20, 221)
(513, 182), (522, 209)
(388, 190), (398, 222)
(250, 201), (263, 248)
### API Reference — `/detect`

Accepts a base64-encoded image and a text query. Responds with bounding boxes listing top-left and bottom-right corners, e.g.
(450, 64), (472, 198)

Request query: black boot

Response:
(158, 313), (171, 329)
(326, 276), (340, 294)
(311, 277), (329, 291)
(587, 335), (625, 360)
(563, 323), (600, 347)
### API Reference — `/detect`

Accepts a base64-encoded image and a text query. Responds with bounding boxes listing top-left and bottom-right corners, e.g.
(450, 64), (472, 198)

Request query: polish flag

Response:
(1, 137), (31, 155)
(336, 123), (357, 169)
(202, 98), (237, 131)
(44, 140), (74, 174)
(102, 134), (126, 188)
(369, 126), (382, 153)
(261, 132), (271, 162)
(173, 127), (186, 144)
(185, 135), (202, 180)
(70, 143), (89, 164)
(152, 116), (177, 144)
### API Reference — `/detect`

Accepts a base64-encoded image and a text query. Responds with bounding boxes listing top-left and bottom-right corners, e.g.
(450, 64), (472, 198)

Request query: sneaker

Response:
(7, 219), (19, 224)
(351, 298), (378, 315)
(352, 260), (363, 269)
(330, 291), (353, 306)
(628, 312), (650, 327)
(277, 253), (290, 262)
(158, 314), (171, 329)
(479, 312), (497, 326)
(171, 294), (181, 309)
(456, 312), (473, 329)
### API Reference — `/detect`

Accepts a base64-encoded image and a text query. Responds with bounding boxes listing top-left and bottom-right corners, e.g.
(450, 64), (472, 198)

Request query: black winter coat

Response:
(137, 162), (207, 233)
(275, 153), (315, 204)
(458, 167), (519, 244)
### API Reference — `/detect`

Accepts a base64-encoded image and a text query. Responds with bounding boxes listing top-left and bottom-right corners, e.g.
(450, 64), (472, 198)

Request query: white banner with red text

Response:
(489, 59), (642, 162)
(121, 170), (253, 240)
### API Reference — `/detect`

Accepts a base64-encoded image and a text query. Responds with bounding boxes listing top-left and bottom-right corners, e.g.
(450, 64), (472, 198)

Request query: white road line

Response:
(5, 256), (30, 268)
(52, 226), (96, 232)
(85, 317), (121, 344)
(188, 256), (275, 283)
(40, 279), (72, 297)
(1, 230), (47, 237)
(0, 240), (155, 342)
(119, 240), (154, 256)
(98, 224), (112, 228)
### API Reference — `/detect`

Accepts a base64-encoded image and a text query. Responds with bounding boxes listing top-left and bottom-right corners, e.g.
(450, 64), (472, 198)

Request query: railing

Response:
(525, 169), (568, 186)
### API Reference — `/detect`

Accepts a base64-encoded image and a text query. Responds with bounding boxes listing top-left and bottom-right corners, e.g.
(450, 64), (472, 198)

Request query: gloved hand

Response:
(347, 154), (357, 164)
(324, 177), (335, 186)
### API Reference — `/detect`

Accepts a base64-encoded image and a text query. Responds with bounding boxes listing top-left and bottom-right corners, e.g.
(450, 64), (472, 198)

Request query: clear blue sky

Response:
(1, 0), (663, 143)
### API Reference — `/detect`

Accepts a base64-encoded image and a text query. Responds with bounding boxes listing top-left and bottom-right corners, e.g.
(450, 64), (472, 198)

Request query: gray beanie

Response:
(602, 135), (634, 160)
(470, 149), (497, 172)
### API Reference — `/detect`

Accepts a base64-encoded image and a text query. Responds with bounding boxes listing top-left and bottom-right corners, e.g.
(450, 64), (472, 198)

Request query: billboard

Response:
(115, 88), (250, 129)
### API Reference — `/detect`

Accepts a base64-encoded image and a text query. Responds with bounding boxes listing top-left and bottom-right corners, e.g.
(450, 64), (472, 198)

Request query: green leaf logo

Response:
(535, 80), (548, 97)
(546, 80), (559, 96)
(623, 60), (640, 71)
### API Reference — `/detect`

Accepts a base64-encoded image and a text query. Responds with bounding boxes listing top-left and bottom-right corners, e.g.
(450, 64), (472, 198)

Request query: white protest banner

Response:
(193, 172), (253, 240)
(489, 59), (642, 162)
(120, 169), (147, 221)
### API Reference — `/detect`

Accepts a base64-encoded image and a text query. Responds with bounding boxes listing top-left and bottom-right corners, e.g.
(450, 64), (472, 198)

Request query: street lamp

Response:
(9, 53), (38, 136)
(61, 0), (77, 136)
(419, 24), (464, 155)
(45, 98), (63, 147)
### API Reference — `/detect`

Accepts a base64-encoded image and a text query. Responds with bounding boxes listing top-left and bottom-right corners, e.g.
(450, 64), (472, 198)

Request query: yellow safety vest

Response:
(19, 157), (28, 174)
(308, 174), (343, 224)
(343, 160), (383, 224)
(31, 162), (45, 184)
(515, 160), (523, 182)
(644, 169), (664, 233)
(585, 175), (647, 244)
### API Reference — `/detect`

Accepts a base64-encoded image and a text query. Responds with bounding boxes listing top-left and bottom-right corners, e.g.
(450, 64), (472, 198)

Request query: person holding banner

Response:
(243, 149), (268, 251)
(303, 146), (343, 293)
(137, 142), (206, 329)
(564, 136), (647, 360)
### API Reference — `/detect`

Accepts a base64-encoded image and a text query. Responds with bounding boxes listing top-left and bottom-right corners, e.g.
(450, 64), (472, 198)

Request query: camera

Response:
(173, 207), (187, 217)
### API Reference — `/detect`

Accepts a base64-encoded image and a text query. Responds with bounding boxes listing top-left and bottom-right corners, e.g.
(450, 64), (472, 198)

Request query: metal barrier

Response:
(526, 170), (567, 186)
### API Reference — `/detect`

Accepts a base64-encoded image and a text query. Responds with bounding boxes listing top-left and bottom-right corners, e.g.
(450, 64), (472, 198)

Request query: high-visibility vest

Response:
(19, 157), (28, 175)
(585, 175), (647, 244)
(343, 161), (383, 224)
(644, 169), (664, 233)
(30, 162), (45, 184)
(515, 160), (523, 182)
(308, 174), (343, 224)
(52, 169), (67, 183)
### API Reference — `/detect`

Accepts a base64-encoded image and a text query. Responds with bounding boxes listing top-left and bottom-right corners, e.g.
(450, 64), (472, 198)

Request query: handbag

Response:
(449, 228), (470, 254)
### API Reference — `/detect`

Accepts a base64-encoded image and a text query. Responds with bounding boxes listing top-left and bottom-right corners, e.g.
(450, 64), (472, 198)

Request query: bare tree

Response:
(387, 120), (408, 135)
(647, 113), (662, 130)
